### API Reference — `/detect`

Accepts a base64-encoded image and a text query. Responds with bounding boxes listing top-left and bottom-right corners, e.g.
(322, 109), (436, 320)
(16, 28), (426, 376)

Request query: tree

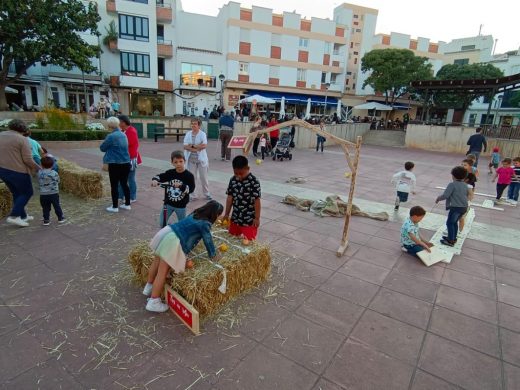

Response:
(0, 0), (101, 110)
(434, 63), (504, 113)
(361, 49), (433, 106)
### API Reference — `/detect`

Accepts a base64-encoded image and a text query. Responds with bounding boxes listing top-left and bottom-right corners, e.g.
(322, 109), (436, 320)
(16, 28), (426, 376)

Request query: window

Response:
(324, 42), (331, 54)
(321, 72), (327, 83)
(354, 57), (358, 64)
(461, 45), (476, 51)
(121, 52), (150, 77)
(355, 29), (361, 32)
(180, 63), (214, 87)
(353, 14), (359, 18)
(297, 68), (306, 81)
(130, 0), (147, 3)
(157, 25), (164, 42)
(119, 14), (149, 41)
(330, 74), (337, 84)
(239, 62), (249, 75)
(271, 46), (281, 59)
(30, 86), (38, 106)
(353, 51), (358, 55)
(158, 58), (165, 79)
(454, 58), (469, 65)
(269, 65), (279, 78)
(51, 87), (60, 107)
(299, 38), (309, 48)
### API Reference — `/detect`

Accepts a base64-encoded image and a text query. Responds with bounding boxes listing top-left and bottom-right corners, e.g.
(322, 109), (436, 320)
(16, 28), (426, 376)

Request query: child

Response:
(492, 158), (515, 202)
(151, 151), (195, 227)
(38, 156), (65, 226)
(466, 154), (479, 178)
(488, 147), (500, 174)
(144, 200), (223, 312)
(41, 147), (59, 172)
(391, 161), (416, 211)
(461, 158), (478, 187)
(259, 134), (267, 160)
(223, 155), (261, 240)
(458, 172), (476, 235)
(400, 206), (433, 255)
(24, 130), (43, 166)
(316, 121), (326, 153)
(435, 166), (469, 247)
(507, 157), (520, 205)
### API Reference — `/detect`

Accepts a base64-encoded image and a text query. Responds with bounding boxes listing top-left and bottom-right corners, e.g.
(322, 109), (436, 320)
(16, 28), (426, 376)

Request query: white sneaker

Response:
(6, 216), (29, 227)
(130, 199), (137, 203)
(146, 297), (169, 313)
(22, 215), (34, 222)
(119, 204), (131, 210)
(142, 283), (153, 296)
(510, 200), (518, 206)
(401, 247), (408, 253)
(106, 206), (119, 213)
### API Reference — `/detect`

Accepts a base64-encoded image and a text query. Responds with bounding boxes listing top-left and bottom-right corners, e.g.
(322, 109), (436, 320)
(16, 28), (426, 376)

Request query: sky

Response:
(181, 0), (518, 54)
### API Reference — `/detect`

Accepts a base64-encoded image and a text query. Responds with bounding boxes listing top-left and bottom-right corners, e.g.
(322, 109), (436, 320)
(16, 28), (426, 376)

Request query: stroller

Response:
(272, 132), (293, 161)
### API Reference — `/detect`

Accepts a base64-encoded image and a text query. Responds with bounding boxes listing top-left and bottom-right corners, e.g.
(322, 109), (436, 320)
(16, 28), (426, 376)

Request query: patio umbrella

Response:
(353, 102), (393, 111)
(279, 96), (285, 119)
(304, 98), (311, 119)
(238, 94), (276, 104)
(5, 86), (18, 94)
(336, 100), (342, 120)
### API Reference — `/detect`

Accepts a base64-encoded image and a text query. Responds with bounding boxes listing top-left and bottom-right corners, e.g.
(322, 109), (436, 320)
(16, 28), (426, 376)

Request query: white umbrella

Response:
(304, 98), (311, 119)
(336, 100), (342, 120)
(279, 96), (285, 119)
(238, 94), (275, 104)
(353, 102), (393, 111)
(5, 86), (18, 94)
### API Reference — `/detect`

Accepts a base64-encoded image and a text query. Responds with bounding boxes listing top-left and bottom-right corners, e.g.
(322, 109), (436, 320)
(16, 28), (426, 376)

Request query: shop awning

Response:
(246, 90), (338, 105)
(368, 100), (410, 110)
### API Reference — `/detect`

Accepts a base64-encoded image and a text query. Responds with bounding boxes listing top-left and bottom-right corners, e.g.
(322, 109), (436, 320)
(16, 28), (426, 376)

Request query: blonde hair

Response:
(106, 116), (120, 129)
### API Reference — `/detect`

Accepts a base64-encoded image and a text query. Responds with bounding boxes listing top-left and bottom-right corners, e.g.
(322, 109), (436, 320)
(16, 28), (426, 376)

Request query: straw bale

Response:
(59, 158), (104, 199)
(128, 233), (271, 318)
(0, 183), (12, 219)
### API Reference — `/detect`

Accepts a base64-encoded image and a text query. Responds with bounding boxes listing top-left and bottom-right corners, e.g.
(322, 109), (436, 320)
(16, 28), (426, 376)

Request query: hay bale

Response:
(0, 182), (13, 219)
(59, 158), (104, 199)
(128, 233), (271, 318)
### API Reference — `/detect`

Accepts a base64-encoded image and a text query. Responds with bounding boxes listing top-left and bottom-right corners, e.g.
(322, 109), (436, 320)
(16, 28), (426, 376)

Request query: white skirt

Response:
(149, 226), (186, 273)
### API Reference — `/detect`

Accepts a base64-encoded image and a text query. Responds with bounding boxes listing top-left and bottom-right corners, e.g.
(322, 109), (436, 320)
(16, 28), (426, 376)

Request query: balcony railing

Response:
(157, 39), (173, 57)
(158, 79), (174, 92)
(179, 74), (216, 88)
(156, 1), (172, 22)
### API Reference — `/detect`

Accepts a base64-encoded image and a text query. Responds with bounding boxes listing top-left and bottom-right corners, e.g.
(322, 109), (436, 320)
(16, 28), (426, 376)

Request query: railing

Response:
(157, 38), (172, 45)
(481, 124), (520, 140)
(156, 0), (171, 8)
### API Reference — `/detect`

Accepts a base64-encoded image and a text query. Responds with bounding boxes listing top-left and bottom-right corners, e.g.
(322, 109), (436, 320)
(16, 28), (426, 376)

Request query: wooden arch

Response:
(242, 119), (362, 257)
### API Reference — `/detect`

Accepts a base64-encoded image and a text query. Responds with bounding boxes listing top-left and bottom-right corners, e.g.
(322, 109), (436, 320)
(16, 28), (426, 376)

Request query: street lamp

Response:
(218, 73), (225, 109)
(323, 82), (330, 118)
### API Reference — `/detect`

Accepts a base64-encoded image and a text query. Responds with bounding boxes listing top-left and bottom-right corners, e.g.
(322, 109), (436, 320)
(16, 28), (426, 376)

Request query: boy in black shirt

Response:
(223, 155), (261, 240)
(152, 150), (195, 226)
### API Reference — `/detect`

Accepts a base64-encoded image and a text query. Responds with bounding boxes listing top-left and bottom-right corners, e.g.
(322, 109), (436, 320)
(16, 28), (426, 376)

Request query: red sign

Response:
(167, 289), (193, 326)
(228, 135), (248, 149)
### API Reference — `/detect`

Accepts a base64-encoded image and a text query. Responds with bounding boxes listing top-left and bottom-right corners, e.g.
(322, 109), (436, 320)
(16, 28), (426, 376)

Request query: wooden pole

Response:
(337, 135), (362, 257)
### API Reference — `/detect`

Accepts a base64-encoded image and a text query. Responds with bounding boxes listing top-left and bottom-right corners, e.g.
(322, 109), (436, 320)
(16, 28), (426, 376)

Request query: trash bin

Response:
(147, 123), (165, 140)
(207, 121), (219, 140)
(133, 123), (144, 139)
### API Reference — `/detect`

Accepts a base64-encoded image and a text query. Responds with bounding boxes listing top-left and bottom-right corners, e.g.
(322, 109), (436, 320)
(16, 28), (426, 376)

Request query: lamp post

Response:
(218, 73), (225, 109)
(323, 82), (330, 119)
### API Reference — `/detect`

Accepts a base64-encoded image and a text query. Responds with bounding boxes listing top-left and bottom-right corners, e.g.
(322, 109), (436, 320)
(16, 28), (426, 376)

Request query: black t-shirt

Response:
(226, 173), (261, 226)
(152, 169), (195, 208)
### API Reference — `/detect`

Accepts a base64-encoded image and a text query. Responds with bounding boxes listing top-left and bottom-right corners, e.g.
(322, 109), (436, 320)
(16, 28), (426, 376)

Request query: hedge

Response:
(29, 130), (109, 141)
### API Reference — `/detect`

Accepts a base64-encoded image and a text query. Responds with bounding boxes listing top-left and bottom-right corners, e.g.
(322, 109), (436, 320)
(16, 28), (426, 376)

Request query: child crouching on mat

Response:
(400, 206), (433, 256)
(144, 200), (223, 313)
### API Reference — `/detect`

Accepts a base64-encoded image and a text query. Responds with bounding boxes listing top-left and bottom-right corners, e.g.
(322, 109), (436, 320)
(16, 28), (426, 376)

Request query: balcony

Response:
(179, 73), (216, 89)
(157, 39), (173, 57)
(109, 76), (120, 87)
(158, 79), (173, 92)
(106, 0), (116, 13)
(156, 2), (173, 22)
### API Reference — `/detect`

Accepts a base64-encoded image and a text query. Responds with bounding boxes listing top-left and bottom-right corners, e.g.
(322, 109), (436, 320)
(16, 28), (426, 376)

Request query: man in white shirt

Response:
(183, 118), (211, 199)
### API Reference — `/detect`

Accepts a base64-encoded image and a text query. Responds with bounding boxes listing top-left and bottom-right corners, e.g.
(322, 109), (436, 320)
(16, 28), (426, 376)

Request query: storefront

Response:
(64, 84), (95, 113)
(129, 90), (165, 116)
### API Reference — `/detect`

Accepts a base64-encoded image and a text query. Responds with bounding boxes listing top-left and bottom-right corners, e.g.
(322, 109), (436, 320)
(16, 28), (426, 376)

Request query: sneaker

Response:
(440, 239), (455, 247)
(401, 247), (408, 253)
(145, 297), (169, 313)
(22, 215), (34, 222)
(6, 216), (29, 227)
(394, 205), (399, 211)
(130, 199), (137, 203)
(119, 204), (131, 210)
(511, 200), (518, 206)
(43, 220), (50, 226)
(205, 194), (212, 200)
(142, 283), (153, 296)
(442, 235), (457, 243)
(58, 219), (66, 224)
(221, 157), (226, 161)
(106, 206), (119, 213)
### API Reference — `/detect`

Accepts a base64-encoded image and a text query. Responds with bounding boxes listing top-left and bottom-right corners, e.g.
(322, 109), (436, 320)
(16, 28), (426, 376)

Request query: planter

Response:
(108, 40), (117, 52)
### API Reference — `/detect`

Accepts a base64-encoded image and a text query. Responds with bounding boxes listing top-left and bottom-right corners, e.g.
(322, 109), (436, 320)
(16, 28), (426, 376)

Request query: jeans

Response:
(159, 205), (186, 227)
(404, 244), (424, 256)
(507, 182), (519, 201)
(219, 129), (233, 160)
(108, 163), (130, 208)
(446, 207), (467, 241)
(252, 138), (260, 155)
(496, 183), (508, 200)
(118, 165), (137, 201)
(316, 137), (325, 152)
(270, 137), (278, 155)
(0, 167), (33, 218)
(40, 193), (64, 222)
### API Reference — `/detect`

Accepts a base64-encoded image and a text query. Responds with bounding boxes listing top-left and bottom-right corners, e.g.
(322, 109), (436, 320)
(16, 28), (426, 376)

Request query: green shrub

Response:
(29, 130), (109, 141)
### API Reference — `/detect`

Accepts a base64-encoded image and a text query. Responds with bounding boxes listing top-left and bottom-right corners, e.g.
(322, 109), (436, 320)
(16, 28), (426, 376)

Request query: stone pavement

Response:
(1, 139), (520, 389)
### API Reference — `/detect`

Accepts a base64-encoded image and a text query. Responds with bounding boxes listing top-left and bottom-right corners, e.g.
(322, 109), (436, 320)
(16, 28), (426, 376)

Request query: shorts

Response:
(228, 221), (258, 240)
(397, 191), (409, 202)
(149, 226), (186, 273)
(489, 162), (498, 169)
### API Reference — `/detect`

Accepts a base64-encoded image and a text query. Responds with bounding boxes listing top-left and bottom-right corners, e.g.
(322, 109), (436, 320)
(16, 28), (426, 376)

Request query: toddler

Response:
(400, 206), (433, 256)
(38, 156), (65, 225)
(391, 161), (416, 211)
(259, 134), (267, 160)
(488, 147), (500, 174)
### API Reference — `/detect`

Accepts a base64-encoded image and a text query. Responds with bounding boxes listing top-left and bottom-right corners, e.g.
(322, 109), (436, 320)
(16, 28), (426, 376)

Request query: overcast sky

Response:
(181, 0), (518, 54)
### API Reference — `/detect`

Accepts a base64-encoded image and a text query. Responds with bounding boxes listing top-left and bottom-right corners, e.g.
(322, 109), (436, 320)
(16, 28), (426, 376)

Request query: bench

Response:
(154, 127), (190, 142)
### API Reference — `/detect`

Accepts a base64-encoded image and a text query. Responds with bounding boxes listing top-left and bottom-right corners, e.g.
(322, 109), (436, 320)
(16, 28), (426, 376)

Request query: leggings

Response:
(108, 163), (130, 208)
(496, 183), (508, 200)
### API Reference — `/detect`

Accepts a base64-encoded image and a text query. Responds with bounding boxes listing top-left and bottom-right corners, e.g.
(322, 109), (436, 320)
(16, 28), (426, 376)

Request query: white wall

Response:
(250, 30), (271, 57)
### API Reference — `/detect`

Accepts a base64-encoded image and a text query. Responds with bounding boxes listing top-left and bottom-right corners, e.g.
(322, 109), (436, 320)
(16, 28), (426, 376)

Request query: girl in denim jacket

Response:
(144, 200), (223, 312)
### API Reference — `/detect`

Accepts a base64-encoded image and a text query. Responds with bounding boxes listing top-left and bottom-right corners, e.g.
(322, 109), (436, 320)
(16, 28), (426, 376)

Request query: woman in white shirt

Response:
(183, 118), (211, 200)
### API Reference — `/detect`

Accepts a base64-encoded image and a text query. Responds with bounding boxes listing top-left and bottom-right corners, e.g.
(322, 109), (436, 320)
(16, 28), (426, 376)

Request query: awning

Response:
(368, 100), (410, 110)
(246, 90), (338, 105)
(48, 76), (103, 85)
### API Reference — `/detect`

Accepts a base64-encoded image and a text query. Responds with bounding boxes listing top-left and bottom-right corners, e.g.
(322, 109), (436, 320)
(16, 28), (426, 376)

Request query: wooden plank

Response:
(165, 286), (200, 335)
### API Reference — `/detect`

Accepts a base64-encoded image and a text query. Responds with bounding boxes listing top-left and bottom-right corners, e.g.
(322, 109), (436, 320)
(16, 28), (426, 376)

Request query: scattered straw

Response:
(0, 182), (12, 219)
(58, 158), (105, 199)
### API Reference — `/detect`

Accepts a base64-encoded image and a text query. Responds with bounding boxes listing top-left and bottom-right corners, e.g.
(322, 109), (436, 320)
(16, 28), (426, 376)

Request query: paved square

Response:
(1, 139), (519, 389)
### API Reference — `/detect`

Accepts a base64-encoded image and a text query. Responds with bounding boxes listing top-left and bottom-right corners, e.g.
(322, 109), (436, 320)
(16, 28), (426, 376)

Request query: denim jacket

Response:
(170, 215), (216, 258)
(100, 129), (130, 164)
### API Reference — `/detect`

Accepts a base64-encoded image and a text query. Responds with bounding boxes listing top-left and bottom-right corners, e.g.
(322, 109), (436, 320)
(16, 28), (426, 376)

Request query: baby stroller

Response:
(273, 132), (293, 161)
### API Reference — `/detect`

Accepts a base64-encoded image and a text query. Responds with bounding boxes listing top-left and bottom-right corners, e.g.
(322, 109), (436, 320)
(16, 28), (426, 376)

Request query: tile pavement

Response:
(0, 139), (520, 389)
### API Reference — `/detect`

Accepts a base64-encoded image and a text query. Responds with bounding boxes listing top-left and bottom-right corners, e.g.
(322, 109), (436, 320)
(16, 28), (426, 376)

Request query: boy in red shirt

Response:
(492, 158), (516, 203)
